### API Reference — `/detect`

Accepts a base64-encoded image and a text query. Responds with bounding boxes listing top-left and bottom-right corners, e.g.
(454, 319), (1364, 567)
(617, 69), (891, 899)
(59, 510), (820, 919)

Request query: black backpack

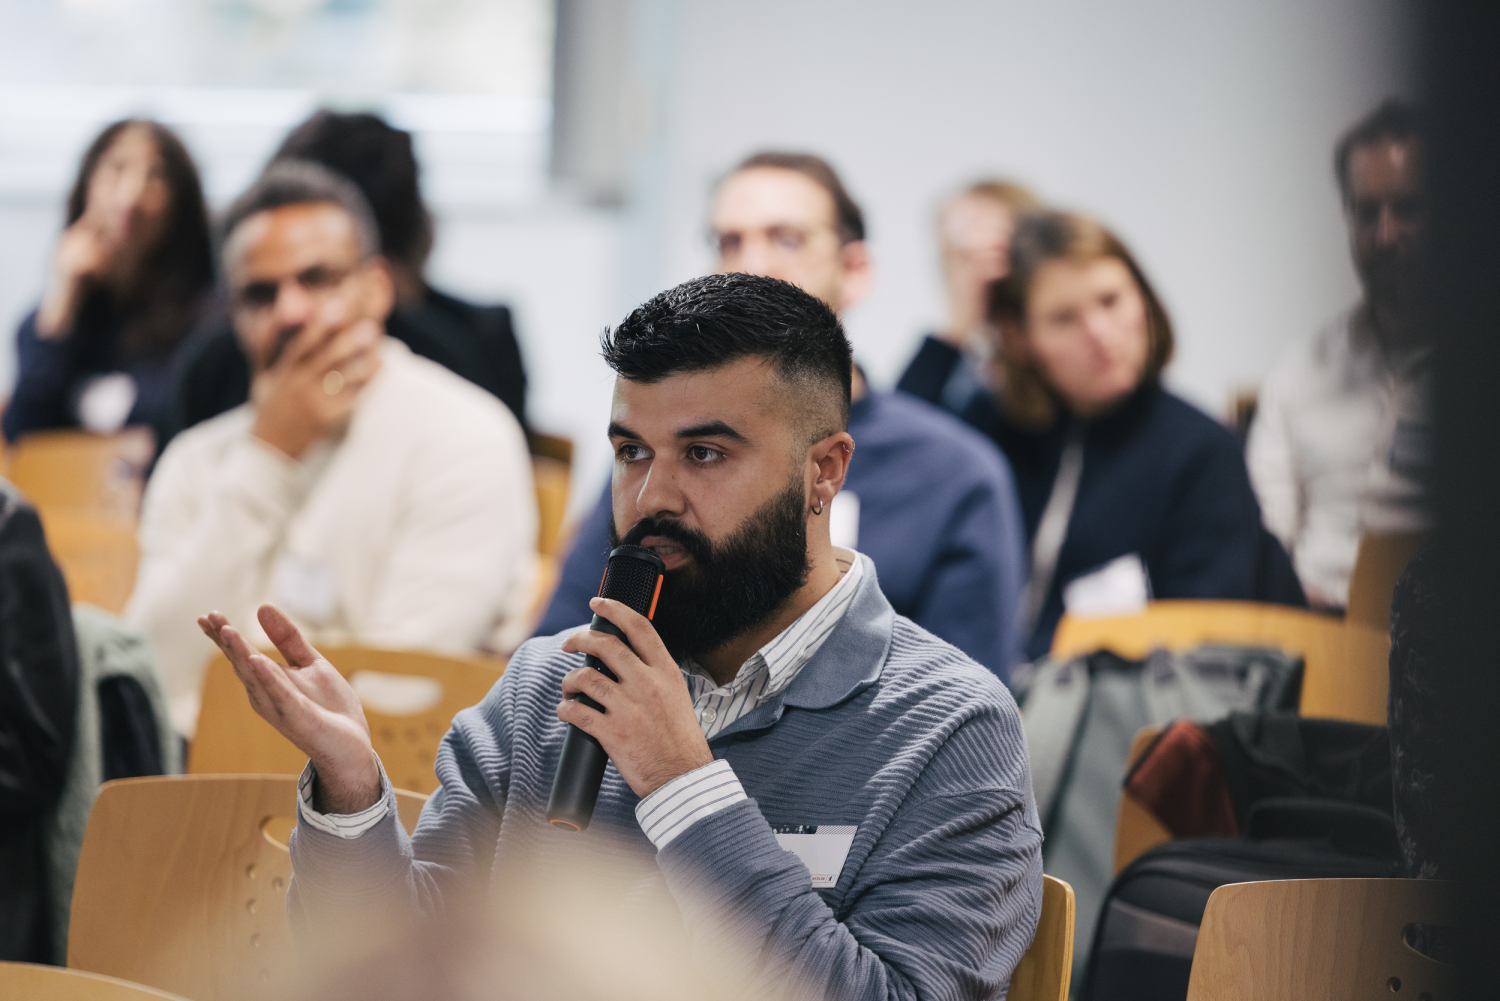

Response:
(1078, 712), (1400, 1001)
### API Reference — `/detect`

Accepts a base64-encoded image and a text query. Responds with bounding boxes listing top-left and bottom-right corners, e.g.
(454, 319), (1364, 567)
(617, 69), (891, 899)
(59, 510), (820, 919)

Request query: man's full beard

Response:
(610, 478), (811, 664)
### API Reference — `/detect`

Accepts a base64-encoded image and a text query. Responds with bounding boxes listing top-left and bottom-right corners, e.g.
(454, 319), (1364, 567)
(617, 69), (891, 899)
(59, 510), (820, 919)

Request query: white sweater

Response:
(1246, 306), (1431, 607)
(127, 339), (537, 735)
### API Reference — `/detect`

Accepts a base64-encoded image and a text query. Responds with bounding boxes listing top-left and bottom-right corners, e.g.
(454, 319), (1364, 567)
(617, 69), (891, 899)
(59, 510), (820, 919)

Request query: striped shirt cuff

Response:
(297, 756), (391, 839)
(634, 759), (747, 850)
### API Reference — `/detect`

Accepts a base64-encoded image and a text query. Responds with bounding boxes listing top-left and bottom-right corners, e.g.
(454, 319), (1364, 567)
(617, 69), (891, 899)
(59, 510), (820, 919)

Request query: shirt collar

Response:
(683, 547), (863, 696)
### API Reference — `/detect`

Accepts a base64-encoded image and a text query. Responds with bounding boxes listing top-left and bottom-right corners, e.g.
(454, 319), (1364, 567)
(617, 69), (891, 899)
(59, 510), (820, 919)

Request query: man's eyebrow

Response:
(607, 421), (641, 440)
(676, 420), (748, 443)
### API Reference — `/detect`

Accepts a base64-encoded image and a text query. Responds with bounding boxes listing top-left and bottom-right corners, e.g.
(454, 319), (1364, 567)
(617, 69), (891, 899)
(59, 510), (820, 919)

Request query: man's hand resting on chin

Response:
(559, 597), (714, 798)
(198, 604), (382, 815)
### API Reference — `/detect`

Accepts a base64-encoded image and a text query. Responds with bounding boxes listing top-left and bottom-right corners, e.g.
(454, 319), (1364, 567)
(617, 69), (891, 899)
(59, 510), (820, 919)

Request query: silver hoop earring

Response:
(813, 498), (824, 516)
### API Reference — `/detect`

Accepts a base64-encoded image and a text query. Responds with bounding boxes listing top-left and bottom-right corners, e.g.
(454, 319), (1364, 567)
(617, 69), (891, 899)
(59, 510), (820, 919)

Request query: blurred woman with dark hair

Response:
(5, 119), (214, 441)
(935, 211), (1298, 658)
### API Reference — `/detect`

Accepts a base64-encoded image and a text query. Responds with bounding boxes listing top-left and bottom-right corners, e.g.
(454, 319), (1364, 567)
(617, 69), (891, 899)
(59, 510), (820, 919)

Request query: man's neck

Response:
(695, 542), (847, 686)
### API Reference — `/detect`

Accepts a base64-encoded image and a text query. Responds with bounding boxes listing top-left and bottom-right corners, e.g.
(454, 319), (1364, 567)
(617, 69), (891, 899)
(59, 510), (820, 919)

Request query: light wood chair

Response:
(0, 962), (193, 1000)
(1185, 878), (1457, 1000)
(1052, 600), (1387, 725)
(189, 646), (505, 794)
(1112, 725), (1170, 875)
(68, 775), (426, 1001)
(1011, 874), (1076, 1001)
(3, 427), (154, 523)
(39, 511), (140, 614)
(1347, 531), (1429, 633)
(528, 430), (573, 558)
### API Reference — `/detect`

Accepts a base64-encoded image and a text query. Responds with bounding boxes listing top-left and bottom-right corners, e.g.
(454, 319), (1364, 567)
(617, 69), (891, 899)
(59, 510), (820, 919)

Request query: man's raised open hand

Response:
(197, 604), (382, 814)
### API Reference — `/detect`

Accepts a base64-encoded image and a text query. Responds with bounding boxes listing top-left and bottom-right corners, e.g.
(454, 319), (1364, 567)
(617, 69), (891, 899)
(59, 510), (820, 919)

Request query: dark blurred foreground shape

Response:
(1421, 0), (1500, 988)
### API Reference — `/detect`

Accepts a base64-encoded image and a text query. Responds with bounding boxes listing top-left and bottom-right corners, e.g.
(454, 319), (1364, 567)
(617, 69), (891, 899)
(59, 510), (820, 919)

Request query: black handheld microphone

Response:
(546, 544), (666, 832)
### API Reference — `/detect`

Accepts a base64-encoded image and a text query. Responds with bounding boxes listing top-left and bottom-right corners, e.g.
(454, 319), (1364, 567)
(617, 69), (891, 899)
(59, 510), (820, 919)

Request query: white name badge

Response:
(772, 825), (857, 887)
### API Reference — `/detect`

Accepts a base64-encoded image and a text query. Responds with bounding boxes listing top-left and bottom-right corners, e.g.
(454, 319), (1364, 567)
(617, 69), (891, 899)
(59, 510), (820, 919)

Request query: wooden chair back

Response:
(40, 512), (140, 614)
(189, 646), (504, 794)
(0, 962), (193, 1000)
(68, 775), (426, 1001)
(528, 431), (573, 558)
(1185, 878), (1457, 1000)
(3, 428), (153, 523)
(1052, 600), (1387, 725)
(1010, 874), (1076, 1001)
(1112, 725), (1170, 875)
(1347, 531), (1428, 632)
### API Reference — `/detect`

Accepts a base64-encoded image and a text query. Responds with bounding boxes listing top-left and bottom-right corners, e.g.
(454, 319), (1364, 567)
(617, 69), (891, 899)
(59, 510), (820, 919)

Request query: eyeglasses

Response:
(233, 263), (362, 314)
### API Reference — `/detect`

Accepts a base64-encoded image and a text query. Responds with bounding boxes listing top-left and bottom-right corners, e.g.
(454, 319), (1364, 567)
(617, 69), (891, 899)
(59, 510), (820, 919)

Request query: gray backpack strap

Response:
(1021, 655), (1093, 822)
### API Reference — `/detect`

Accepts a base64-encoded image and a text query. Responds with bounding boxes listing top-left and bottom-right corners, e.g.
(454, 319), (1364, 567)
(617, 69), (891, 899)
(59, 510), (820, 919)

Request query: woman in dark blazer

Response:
(901, 211), (1300, 659)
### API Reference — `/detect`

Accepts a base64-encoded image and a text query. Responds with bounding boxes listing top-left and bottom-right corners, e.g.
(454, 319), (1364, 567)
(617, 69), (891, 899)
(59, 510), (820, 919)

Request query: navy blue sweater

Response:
(900, 336), (1299, 659)
(536, 390), (1029, 683)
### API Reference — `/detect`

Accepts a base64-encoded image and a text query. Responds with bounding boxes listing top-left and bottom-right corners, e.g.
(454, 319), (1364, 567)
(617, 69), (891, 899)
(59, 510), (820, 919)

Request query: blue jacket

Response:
(290, 554), (1044, 1000)
(537, 390), (1029, 683)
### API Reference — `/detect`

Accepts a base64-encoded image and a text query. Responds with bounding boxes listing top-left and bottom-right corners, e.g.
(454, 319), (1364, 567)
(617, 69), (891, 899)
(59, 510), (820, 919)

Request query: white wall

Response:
(621, 0), (1415, 415)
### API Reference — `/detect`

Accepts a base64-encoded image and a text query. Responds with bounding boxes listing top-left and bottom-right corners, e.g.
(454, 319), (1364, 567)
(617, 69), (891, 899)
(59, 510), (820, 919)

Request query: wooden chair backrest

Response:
(189, 646), (504, 794)
(1009, 874), (1076, 1001)
(1185, 878), (1457, 1000)
(1112, 725), (1170, 875)
(68, 775), (425, 1001)
(1347, 531), (1428, 632)
(0, 962), (193, 1001)
(1051, 600), (1387, 725)
(39, 511), (140, 614)
(533, 455), (571, 557)
(3, 428), (153, 523)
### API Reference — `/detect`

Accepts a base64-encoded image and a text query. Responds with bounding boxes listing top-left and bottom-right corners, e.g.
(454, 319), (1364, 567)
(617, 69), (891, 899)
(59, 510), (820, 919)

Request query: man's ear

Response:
(808, 430), (855, 511)
(835, 241), (873, 314)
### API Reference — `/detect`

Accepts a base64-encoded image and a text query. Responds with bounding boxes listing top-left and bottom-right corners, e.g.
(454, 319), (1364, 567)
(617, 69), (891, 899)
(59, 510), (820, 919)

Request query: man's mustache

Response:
(621, 517), (711, 563)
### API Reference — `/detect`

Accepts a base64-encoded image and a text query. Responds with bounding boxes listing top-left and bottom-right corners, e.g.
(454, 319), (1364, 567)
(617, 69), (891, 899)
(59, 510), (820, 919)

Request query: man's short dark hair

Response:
(1335, 99), (1422, 201)
(220, 160), (381, 260)
(273, 110), (433, 273)
(601, 273), (853, 442)
(730, 151), (866, 244)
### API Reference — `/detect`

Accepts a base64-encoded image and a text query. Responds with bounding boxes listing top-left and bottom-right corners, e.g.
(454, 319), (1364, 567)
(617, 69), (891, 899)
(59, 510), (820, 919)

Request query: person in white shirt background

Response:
(127, 161), (536, 735)
(1247, 99), (1430, 610)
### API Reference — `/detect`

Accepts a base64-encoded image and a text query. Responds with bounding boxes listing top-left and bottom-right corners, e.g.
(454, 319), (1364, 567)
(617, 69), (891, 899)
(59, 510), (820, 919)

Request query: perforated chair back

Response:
(0, 962), (193, 1000)
(1347, 531), (1428, 632)
(39, 512), (140, 613)
(67, 775), (425, 1001)
(1010, 874), (1076, 1001)
(189, 646), (504, 794)
(1052, 599), (1386, 725)
(1185, 878), (1457, 1000)
(3, 428), (153, 523)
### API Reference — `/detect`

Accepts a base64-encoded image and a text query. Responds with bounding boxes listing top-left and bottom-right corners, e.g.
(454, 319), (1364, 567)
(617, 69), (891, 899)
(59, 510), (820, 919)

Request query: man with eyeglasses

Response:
(127, 161), (536, 736)
(539, 152), (1028, 685)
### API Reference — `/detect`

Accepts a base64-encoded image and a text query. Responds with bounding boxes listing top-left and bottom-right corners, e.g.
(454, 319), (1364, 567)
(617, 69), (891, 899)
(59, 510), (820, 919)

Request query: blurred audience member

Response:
(5, 120), (213, 442)
(127, 163), (535, 736)
(159, 110), (527, 453)
(898, 179), (1041, 413)
(0, 482), (79, 963)
(960, 211), (1292, 659)
(1248, 100), (1430, 609)
(539, 153), (1028, 683)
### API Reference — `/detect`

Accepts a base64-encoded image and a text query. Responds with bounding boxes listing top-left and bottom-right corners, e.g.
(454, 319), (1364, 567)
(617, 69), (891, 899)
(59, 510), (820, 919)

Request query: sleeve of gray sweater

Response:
(658, 714), (1042, 1000)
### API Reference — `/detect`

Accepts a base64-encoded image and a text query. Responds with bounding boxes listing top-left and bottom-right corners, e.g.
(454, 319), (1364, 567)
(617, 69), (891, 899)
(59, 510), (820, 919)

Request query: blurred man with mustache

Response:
(199, 273), (1042, 1001)
(1248, 100), (1431, 609)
